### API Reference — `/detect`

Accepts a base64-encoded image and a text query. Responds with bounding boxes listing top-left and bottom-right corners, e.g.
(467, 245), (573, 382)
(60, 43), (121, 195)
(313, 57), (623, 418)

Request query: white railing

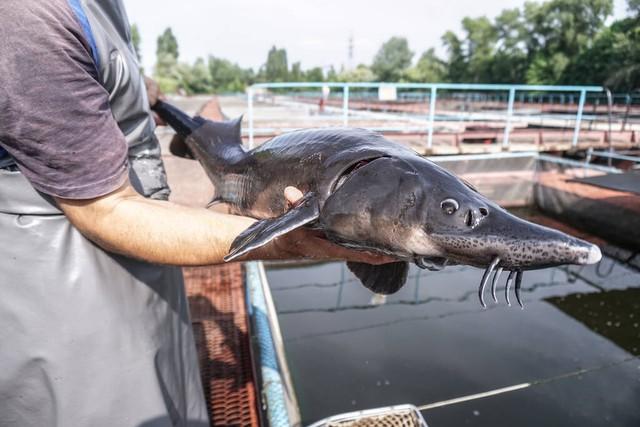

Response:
(246, 82), (605, 149)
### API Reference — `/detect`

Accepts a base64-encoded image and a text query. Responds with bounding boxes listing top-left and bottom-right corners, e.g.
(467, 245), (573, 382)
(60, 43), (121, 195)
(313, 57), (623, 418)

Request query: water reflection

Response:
(266, 254), (640, 426)
(547, 288), (640, 356)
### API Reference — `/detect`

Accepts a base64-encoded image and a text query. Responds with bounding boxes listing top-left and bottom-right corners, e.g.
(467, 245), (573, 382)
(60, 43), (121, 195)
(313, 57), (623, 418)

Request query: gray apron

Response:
(0, 1), (208, 426)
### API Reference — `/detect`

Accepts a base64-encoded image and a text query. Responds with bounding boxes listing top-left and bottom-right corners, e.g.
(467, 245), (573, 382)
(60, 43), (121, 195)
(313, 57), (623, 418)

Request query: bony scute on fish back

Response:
(151, 100), (602, 309)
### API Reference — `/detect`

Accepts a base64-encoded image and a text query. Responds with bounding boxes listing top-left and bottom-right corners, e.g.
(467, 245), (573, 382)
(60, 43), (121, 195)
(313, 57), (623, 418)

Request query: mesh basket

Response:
(309, 405), (428, 427)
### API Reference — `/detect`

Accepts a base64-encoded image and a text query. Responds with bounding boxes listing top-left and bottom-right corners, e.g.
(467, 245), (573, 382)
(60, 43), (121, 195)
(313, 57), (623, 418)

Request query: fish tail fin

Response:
(154, 101), (246, 166)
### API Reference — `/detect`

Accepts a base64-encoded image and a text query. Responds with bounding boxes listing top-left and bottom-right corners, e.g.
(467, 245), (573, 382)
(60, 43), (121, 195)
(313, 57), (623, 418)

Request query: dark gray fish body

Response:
(154, 101), (601, 306)
(187, 121), (411, 219)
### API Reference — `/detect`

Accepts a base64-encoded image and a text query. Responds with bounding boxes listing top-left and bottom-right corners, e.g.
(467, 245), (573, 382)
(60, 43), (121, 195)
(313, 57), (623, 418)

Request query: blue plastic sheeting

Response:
(245, 262), (292, 427)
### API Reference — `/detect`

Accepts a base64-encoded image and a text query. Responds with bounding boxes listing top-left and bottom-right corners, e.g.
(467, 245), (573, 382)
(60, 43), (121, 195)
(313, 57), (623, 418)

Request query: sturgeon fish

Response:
(153, 100), (601, 308)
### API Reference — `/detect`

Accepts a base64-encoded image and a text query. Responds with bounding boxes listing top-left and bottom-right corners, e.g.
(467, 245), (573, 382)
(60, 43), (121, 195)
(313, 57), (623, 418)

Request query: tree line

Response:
(135, 0), (640, 94)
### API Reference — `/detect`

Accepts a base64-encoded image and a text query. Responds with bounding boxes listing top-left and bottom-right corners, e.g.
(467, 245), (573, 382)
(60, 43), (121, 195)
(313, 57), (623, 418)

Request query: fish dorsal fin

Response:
(185, 117), (247, 165)
(201, 115), (243, 146)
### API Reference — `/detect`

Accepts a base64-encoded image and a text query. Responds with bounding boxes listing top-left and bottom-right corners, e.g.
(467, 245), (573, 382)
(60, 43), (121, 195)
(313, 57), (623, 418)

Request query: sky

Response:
(125, 0), (631, 73)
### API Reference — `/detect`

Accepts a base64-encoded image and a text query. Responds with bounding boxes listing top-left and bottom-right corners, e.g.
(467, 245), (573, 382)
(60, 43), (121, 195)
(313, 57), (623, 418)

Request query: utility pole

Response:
(348, 33), (354, 70)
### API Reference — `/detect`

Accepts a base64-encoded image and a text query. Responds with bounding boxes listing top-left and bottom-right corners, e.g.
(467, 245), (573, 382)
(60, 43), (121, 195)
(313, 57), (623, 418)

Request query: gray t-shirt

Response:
(0, 0), (129, 199)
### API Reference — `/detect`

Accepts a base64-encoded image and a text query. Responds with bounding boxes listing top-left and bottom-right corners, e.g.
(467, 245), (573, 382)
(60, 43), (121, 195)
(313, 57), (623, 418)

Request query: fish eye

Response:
(441, 198), (459, 215)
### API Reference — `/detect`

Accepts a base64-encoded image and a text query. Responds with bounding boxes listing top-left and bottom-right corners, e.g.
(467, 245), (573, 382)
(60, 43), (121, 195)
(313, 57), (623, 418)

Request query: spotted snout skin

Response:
(431, 211), (602, 270)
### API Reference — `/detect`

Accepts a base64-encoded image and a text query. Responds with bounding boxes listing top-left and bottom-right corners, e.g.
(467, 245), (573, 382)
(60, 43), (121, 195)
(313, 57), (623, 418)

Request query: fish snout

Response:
(497, 233), (602, 270)
(432, 210), (603, 271)
(573, 241), (602, 265)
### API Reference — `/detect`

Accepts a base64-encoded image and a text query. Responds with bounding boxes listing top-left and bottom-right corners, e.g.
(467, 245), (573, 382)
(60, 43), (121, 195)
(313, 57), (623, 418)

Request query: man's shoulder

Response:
(0, 0), (97, 72)
(1, 0), (73, 18)
(0, 0), (84, 38)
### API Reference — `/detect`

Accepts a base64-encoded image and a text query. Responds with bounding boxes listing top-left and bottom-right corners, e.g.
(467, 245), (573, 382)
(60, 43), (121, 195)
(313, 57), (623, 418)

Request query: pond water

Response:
(266, 250), (640, 426)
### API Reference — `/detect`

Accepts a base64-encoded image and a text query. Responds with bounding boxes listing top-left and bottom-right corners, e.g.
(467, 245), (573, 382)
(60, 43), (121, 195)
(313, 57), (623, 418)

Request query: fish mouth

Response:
(414, 256), (449, 271)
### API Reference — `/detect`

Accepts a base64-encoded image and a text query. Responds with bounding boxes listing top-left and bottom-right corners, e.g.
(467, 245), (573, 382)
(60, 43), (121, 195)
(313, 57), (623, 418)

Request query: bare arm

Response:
(56, 180), (392, 266)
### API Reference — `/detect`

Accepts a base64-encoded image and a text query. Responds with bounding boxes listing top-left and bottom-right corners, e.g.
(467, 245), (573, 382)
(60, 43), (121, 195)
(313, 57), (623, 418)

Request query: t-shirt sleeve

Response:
(0, 1), (129, 199)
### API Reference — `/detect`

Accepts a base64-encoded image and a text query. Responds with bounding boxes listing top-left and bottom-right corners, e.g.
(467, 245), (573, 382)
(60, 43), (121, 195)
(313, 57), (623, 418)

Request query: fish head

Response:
(321, 156), (472, 263)
(408, 160), (602, 270)
(428, 199), (602, 270)
(322, 155), (601, 271)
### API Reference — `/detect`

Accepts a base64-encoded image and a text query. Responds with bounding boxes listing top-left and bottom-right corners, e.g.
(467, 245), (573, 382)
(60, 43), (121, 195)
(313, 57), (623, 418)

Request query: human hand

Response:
(144, 76), (166, 125)
(263, 186), (395, 265)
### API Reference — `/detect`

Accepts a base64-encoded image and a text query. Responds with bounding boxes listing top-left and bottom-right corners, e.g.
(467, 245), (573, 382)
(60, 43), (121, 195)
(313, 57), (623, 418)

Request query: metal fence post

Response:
(427, 86), (437, 149)
(572, 90), (587, 148)
(622, 93), (631, 131)
(342, 85), (350, 126)
(502, 88), (516, 149)
(336, 264), (345, 308)
(248, 87), (254, 149)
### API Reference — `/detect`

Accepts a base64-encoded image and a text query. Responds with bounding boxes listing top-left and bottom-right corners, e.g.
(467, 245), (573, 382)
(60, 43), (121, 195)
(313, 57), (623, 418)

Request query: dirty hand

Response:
(144, 76), (166, 125)
(269, 186), (395, 265)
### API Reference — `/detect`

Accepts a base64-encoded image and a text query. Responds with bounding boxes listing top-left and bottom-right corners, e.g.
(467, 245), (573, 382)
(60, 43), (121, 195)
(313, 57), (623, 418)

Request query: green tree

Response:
(526, 52), (571, 84)
(442, 16), (503, 82)
(629, 0), (640, 14)
(179, 58), (212, 94)
(155, 53), (180, 92)
(304, 67), (324, 82)
(438, 0), (614, 85)
(523, 0), (613, 84)
(130, 23), (142, 62)
(208, 56), (251, 92)
(490, 8), (528, 83)
(290, 62), (303, 82)
(156, 27), (179, 60)
(326, 66), (338, 81)
(461, 16), (497, 82)
(371, 37), (413, 81)
(568, 17), (640, 90)
(337, 64), (376, 82)
(265, 46), (288, 82)
(442, 31), (466, 82)
(154, 27), (181, 92)
(405, 49), (447, 82)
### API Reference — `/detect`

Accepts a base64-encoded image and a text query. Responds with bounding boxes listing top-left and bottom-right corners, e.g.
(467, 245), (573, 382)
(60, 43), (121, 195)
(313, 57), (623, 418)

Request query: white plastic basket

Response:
(307, 404), (429, 427)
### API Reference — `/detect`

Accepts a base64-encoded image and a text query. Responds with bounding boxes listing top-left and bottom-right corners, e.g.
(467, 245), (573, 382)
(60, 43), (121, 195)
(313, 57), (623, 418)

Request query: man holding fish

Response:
(0, 1), (387, 426)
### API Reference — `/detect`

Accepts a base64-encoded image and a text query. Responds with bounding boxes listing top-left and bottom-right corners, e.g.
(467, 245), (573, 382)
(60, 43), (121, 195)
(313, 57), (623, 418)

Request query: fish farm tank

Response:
(167, 95), (640, 426)
(251, 152), (640, 427)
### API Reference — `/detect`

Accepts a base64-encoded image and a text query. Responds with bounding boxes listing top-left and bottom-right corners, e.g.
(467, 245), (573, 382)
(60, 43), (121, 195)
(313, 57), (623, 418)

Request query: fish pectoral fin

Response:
(347, 261), (409, 295)
(224, 193), (320, 262)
